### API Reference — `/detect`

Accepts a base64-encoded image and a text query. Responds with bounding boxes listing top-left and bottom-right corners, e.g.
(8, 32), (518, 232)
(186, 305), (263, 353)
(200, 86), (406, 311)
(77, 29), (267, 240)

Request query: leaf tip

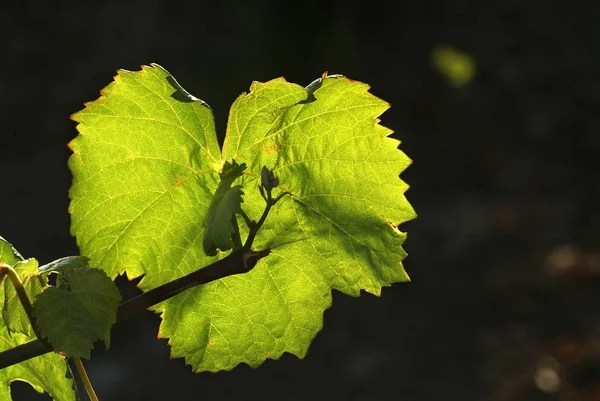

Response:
(140, 63), (153, 72)
(148, 62), (165, 70)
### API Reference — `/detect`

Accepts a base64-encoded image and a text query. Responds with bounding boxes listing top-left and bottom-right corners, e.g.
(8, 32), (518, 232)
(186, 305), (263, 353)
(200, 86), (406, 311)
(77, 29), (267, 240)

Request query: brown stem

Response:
(243, 189), (289, 251)
(0, 248), (270, 370)
(117, 248), (269, 321)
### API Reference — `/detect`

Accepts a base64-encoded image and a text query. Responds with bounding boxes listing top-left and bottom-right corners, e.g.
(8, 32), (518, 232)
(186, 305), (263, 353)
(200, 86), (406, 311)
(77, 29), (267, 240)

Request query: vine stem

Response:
(72, 357), (98, 401)
(0, 248), (270, 370)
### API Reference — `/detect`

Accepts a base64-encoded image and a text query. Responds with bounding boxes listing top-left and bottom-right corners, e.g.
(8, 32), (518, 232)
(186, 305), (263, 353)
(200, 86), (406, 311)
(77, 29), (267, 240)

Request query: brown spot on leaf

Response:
(263, 144), (280, 153)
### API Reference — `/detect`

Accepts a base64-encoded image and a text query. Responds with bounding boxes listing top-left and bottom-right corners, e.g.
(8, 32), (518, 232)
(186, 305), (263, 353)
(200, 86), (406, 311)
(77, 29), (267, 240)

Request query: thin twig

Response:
(239, 209), (254, 229)
(243, 189), (289, 250)
(72, 357), (98, 401)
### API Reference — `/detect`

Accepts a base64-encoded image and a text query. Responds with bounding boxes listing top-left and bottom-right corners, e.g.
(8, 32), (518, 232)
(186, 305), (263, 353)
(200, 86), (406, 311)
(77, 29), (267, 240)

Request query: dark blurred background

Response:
(2, 1), (600, 400)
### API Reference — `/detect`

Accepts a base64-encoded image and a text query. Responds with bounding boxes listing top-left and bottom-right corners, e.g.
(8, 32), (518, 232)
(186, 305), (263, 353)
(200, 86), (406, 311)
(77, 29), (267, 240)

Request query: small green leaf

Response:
(2, 258), (44, 336)
(33, 267), (121, 359)
(202, 160), (246, 256)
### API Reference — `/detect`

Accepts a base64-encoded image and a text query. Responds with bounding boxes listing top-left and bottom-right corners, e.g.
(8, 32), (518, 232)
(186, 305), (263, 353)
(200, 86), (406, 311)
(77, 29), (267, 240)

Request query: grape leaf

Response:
(0, 237), (76, 400)
(202, 160), (246, 256)
(2, 258), (44, 336)
(32, 267), (121, 359)
(3, 254), (91, 337)
(69, 65), (415, 372)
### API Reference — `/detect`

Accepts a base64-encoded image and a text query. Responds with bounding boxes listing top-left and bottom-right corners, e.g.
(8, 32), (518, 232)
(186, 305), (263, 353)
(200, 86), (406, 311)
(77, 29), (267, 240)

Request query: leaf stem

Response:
(72, 357), (98, 401)
(0, 269), (6, 290)
(239, 209), (254, 229)
(243, 188), (289, 250)
(0, 263), (43, 340)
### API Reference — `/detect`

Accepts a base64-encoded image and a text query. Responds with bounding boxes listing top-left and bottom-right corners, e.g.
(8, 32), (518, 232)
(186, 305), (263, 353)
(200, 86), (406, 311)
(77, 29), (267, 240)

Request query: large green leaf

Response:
(69, 65), (415, 372)
(0, 237), (76, 400)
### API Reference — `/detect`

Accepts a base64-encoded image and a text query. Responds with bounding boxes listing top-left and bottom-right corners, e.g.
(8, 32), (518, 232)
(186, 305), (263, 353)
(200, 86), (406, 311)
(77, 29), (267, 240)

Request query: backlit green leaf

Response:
(69, 65), (415, 372)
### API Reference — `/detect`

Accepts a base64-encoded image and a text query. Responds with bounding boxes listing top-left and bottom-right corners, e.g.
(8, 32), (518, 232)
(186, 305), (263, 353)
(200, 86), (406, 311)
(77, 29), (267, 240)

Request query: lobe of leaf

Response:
(202, 160), (246, 256)
(69, 63), (221, 280)
(32, 267), (122, 359)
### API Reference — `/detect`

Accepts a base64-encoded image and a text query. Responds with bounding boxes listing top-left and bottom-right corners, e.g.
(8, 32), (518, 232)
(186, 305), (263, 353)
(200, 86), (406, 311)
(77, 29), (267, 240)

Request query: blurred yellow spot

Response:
(431, 45), (476, 88)
(212, 160), (225, 173)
